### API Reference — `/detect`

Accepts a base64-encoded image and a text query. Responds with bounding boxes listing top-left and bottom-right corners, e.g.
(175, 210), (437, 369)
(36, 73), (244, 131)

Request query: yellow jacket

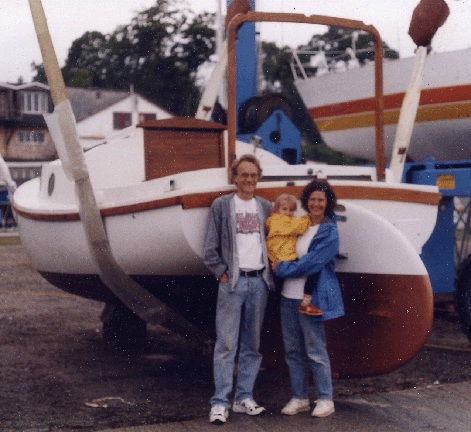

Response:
(266, 214), (311, 264)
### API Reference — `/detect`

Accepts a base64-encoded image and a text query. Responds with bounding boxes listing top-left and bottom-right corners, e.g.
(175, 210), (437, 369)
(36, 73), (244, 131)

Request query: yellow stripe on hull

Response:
(316, 101), (471, 132)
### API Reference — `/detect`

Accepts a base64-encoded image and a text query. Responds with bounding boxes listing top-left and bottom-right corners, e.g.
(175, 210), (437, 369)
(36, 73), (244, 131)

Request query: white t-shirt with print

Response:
(234, 195), (264, 271)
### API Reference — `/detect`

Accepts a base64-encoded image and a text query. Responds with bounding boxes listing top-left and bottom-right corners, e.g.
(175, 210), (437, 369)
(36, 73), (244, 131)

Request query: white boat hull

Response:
(13, 142), (440, 378)
(14, 166), (440, 277)
(295, 49), (471, 162)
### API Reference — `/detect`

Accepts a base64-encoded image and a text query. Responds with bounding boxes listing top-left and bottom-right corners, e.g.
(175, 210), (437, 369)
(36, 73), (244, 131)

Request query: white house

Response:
(66, 87), (174, 149)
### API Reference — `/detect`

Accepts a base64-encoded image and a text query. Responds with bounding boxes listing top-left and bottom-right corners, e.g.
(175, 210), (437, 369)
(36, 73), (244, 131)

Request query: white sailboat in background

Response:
(293, 34), (471, 164)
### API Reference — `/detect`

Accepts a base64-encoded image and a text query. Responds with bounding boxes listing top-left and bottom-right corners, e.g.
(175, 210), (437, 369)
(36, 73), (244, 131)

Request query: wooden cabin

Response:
(140, 117), (227, 181)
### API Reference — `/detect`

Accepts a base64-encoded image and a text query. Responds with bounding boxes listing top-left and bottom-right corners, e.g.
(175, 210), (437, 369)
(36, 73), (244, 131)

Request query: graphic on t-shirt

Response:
(236, 212), (261, 234)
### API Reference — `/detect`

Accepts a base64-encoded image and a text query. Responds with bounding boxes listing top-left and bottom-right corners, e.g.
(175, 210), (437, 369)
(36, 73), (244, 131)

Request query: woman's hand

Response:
(220, 273), (229, 282)
(271, 261), (278, 273)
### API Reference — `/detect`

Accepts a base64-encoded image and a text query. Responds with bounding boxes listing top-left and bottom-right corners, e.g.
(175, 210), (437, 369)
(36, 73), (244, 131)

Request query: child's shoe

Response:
(299, 303), (323, 316)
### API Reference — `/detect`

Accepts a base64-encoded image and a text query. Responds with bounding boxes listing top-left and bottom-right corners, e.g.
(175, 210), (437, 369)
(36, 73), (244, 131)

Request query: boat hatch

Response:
(138, 117), (227, 181)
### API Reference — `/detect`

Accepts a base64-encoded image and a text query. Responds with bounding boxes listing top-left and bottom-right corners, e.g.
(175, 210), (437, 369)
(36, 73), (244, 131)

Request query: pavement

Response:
(98, 380), (471, 432)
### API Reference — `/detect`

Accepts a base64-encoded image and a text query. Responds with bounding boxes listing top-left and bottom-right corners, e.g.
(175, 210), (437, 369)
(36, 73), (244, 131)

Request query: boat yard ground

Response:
(1, 243), (471, 431)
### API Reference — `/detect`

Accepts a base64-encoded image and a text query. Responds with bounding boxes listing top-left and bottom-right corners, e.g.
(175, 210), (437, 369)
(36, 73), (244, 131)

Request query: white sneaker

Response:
(311, 399), (335, 417)
(281, 398), (310, 415)
(210, 404), (229, 425)
(232, 398), (266, 415)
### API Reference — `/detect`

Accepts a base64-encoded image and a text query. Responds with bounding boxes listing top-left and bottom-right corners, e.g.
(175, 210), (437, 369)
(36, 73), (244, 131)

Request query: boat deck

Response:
(98, 380), (471, 432)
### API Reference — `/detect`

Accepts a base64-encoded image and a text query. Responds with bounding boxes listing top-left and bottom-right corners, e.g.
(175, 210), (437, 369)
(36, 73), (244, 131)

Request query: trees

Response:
(33, 0), (216, 116)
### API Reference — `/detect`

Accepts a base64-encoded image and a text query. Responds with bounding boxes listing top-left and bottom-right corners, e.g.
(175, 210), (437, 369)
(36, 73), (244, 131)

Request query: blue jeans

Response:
(211, 275), (269, 407)
(280, 296), (333, 401)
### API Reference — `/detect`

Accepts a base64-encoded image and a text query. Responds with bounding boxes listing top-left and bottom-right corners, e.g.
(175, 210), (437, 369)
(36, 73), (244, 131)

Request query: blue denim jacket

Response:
(276, 216), (344, 321)
(203, 192), (275, 292)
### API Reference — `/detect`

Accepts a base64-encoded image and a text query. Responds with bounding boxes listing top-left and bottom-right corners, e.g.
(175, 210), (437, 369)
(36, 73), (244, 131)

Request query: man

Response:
(203, 154), (275, 425)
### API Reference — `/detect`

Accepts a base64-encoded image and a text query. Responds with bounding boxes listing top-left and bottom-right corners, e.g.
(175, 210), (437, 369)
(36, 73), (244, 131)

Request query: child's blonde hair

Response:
(272, 194), (297, 214)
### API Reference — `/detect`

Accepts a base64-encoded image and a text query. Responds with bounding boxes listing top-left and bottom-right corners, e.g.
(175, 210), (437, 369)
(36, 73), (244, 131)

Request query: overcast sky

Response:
(1, 0), (470, 83)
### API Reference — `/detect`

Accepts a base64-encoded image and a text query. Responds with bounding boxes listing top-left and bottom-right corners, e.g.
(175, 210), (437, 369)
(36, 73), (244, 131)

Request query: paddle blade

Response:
(408, 0), (450, 47)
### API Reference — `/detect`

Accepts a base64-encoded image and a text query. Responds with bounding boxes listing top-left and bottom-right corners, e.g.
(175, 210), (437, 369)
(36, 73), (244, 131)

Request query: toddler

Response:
(266, 194), (322, 316)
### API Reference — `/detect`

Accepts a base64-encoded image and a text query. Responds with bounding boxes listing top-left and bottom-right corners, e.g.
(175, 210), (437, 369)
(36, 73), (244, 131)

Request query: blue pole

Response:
(226, 0), (257, 128)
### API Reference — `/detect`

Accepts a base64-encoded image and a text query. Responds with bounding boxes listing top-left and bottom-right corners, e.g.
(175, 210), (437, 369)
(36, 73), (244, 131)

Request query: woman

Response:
(275, 179), (344, 418)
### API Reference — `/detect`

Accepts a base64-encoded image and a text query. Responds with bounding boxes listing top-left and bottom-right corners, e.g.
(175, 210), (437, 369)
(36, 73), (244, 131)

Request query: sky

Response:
(1, 0), (470, 84)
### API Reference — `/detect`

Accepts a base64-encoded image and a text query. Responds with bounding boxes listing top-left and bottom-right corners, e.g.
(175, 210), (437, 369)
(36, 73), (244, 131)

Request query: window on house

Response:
(113, 112), (132, 130)
(139, 113), (157, 123)
(18, 130), (45, 143)
(21, 91), (48, 114)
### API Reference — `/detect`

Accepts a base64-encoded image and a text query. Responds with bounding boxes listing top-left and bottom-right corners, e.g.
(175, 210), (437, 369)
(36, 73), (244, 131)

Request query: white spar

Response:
(389, 46), (428, 183)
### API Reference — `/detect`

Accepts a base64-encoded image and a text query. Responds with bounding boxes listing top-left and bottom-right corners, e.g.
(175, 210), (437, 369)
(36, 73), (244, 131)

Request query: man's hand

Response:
(271, 261), (278, 273)
(220, 273), (229, 282)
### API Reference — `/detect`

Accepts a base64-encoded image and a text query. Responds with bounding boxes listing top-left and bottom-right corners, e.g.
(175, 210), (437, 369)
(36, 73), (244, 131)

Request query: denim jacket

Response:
(203, 192), (275, 292)
(276, 216), (344, 321)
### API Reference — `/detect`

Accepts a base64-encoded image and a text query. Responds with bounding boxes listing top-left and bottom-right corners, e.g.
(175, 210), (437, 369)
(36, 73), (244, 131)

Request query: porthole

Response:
(269, 130), (281, 144)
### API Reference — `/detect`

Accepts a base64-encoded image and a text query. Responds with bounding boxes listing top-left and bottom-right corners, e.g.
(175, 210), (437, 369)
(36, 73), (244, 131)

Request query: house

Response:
(0, 82), (173, 185)
(66, 87), (173, 149)
(0, 82), (55, 162)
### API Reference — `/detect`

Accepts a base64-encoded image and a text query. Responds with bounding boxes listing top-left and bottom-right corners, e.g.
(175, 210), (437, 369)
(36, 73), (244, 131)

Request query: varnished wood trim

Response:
(100, 197), (181, 218)
(12, 183), (441, 222)
(332, 184), (442, 205)
(254, 185), (441, 206)
(13, 206), (81, 221)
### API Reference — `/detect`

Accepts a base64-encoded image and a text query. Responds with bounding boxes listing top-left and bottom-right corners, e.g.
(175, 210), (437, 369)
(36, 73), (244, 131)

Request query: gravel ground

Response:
(1, 243), (471, 431)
